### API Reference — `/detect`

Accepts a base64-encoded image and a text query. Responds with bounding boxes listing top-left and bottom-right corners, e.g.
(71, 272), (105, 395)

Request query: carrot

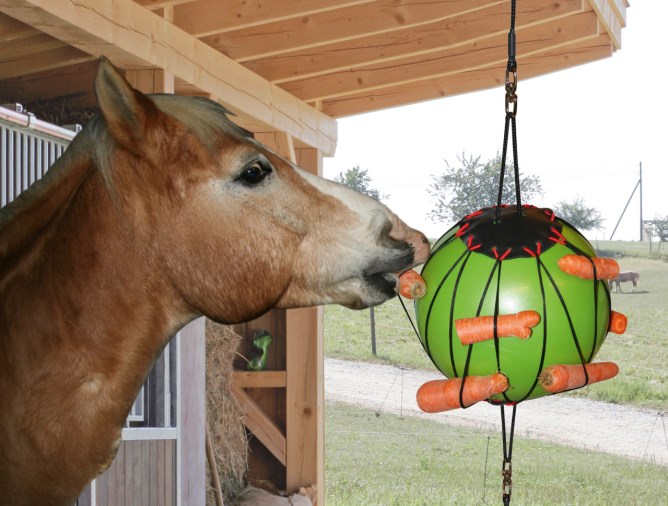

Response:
(455, 310), (540, 345)
(398, 269), (426, 299)
(608, 311), (627, 334)
(557, 255), (620, 280)
(416, 373), (508, 413)
(539, 362), (619, 394)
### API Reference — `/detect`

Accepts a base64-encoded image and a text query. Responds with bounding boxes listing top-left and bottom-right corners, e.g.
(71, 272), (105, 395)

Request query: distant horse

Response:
(609, 271), (640, 292)
(0, 59), (429, 506)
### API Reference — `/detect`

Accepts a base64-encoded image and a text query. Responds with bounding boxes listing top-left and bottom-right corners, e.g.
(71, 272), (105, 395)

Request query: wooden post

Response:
(177, 317), (207, 506)
(370, 307), (377, 356)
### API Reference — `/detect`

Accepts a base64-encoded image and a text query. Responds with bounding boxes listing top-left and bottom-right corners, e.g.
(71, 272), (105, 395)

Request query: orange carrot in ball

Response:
(455, 310), (541, 345)
(416, 373), (509, 413)
(557, 255), (620, 280)
(608, 311), (628, 334)
(398, 269), (426, 299)
(539, 362), (619, 394)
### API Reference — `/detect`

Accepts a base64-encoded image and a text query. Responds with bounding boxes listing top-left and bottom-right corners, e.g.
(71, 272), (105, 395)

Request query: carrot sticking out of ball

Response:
(557, 255), (620, 280)
(608, 311), (628, 334)
(398, 269), (426, 299)
(539, 362), (619, 394)
(455, 310), (541, 345)
(416, 373), (509, 413)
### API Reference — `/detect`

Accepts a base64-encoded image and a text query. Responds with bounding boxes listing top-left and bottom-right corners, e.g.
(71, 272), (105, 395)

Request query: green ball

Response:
(415, 205), (611, 403)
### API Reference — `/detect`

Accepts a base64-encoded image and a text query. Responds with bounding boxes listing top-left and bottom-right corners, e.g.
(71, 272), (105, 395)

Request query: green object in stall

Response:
(247, 330), (273, 371)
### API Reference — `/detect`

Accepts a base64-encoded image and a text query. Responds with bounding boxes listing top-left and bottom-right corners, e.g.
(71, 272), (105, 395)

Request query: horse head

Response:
(93, 59), (429, 324)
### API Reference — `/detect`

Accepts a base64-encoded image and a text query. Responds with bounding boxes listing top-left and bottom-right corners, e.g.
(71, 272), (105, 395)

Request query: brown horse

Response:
(0, 59), (429, 506)
(609, 271), (640, 292)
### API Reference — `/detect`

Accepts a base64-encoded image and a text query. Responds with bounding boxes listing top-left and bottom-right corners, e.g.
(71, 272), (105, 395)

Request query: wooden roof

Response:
(0, 0), (627, 155)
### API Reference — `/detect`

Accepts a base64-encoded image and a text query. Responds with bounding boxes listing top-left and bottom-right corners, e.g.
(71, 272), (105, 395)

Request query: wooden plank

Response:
(123, 442), (132, 506)
(148, 440), (158, 506)
(0, 0), (338, 154)
(587, 0), (624, 48)
(255, 131), (296, 163)
(322, 35), (613, 117)
(126, 68), (174, 94)
(201, 0), (502, 62)
(132, 440), (143, 506)
(281, 11), (600, 102)
(157, 440), (166, 506)
(172, 0), (374, 37)
(230, 385), (287, 466)
(178, 318), (207, 506)
(140, 440), (150, 506)
(0, 44), (92, 79)
(232, 370), (287, 388)
(165, 440), (175, 506)
(285, 305), (323, 500)
(0, 12), (35, 41)
(0, 32), (65, 61)
(244, 0), (583, 83)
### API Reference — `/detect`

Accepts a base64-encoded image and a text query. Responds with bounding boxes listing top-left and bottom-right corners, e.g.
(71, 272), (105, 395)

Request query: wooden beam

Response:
(0, 11), (35, 41)
(587, 0), (625, 49)
(231, 371), (287, 389)
(285, 305), (323, 501)
(0, 44), (92, 79)
(178, 318), (207, 506)
(230, 385), (287, 466)
(282, 11), (599, 102)
(0, 32), (67, 61)
(255, 131), (296, 164)
(201, 0), (503, 62)
(172, 0), (374, 38)
(0, 59), (98, 104)
(322, 35), (614, 117)
(126, 68), (175, 94)
(244, 0), (583, 83)
(0, 0), (338, 155)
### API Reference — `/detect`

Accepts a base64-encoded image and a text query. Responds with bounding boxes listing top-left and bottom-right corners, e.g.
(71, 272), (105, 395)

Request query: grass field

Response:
(324, 241), (668, 410)
(325, 401), (668, 506)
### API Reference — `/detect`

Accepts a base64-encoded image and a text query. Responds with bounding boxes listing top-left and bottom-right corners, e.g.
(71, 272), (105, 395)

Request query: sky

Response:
(323, 2), (668, 242)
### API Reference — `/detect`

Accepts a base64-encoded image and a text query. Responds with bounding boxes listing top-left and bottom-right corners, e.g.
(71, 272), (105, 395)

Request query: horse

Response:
(0, 58), (429, 506)
(609, 271), (640, 292)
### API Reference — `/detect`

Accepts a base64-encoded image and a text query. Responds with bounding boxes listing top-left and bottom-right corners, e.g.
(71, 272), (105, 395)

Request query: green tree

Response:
(552, 196), (604, 231)
(652, 215), (668, 243)
(335, 165), (388, 201)
(427, 152), (543, 223)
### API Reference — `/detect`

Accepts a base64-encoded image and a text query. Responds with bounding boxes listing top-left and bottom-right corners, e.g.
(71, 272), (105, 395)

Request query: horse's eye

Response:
(238, 161), (272, 185)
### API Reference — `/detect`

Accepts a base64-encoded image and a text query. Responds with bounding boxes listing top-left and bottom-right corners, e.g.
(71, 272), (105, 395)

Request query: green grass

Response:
(324, 241), (668, 410)
(325, 401), (668, 506)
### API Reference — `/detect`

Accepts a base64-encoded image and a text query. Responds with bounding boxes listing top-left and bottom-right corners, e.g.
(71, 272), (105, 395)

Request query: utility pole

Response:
(639, 161), (643, 241)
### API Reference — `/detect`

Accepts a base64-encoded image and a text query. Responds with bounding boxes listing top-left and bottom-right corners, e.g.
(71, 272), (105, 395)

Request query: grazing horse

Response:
(0, 59), (429, 506)
(609, 271), (640, 292)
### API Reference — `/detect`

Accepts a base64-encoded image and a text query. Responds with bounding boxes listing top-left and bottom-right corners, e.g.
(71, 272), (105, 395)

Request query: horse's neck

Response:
(1, 161), (189, 433)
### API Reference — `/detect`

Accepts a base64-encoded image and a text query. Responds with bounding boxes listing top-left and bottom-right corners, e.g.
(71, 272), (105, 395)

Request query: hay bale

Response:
(205, 320), (249, 505)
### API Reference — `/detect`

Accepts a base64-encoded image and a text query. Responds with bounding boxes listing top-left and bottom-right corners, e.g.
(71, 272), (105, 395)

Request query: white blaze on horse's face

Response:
(280, 165), (430, 309)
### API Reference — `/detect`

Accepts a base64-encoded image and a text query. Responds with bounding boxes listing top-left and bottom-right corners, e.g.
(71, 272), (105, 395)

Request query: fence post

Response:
(370, 307), (377, 356)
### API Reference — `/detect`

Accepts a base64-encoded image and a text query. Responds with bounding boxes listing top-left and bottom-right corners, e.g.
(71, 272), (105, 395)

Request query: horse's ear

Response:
(94, 57), (160, 152)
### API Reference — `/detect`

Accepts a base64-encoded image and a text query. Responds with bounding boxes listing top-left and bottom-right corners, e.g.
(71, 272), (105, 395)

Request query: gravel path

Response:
(324, 358), (668, 465)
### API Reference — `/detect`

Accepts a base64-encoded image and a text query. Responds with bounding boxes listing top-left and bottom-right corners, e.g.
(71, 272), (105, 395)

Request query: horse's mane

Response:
(0, 94), (250, 276)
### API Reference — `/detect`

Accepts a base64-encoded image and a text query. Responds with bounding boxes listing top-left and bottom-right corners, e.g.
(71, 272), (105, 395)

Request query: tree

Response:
(652, 215), (668, 243)
(552, 196), (604, 232)
(427, 152), (543, 223)
(335, 165), (388, 201)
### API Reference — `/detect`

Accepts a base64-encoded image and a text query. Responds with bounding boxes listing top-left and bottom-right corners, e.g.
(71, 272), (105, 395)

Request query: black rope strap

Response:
(501, 404), (517, 506)
(495, 0), (521, 223)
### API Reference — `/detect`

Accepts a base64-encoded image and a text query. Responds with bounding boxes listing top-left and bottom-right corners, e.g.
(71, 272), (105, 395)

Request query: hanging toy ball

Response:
(414, 204), (626, 411)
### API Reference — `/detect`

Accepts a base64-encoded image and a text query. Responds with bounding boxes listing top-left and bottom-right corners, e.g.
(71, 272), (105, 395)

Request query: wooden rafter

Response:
(0, 0), (338, 154)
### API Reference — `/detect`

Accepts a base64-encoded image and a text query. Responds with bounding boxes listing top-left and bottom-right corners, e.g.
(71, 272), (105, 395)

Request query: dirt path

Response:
(324, 358), (668, 465)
